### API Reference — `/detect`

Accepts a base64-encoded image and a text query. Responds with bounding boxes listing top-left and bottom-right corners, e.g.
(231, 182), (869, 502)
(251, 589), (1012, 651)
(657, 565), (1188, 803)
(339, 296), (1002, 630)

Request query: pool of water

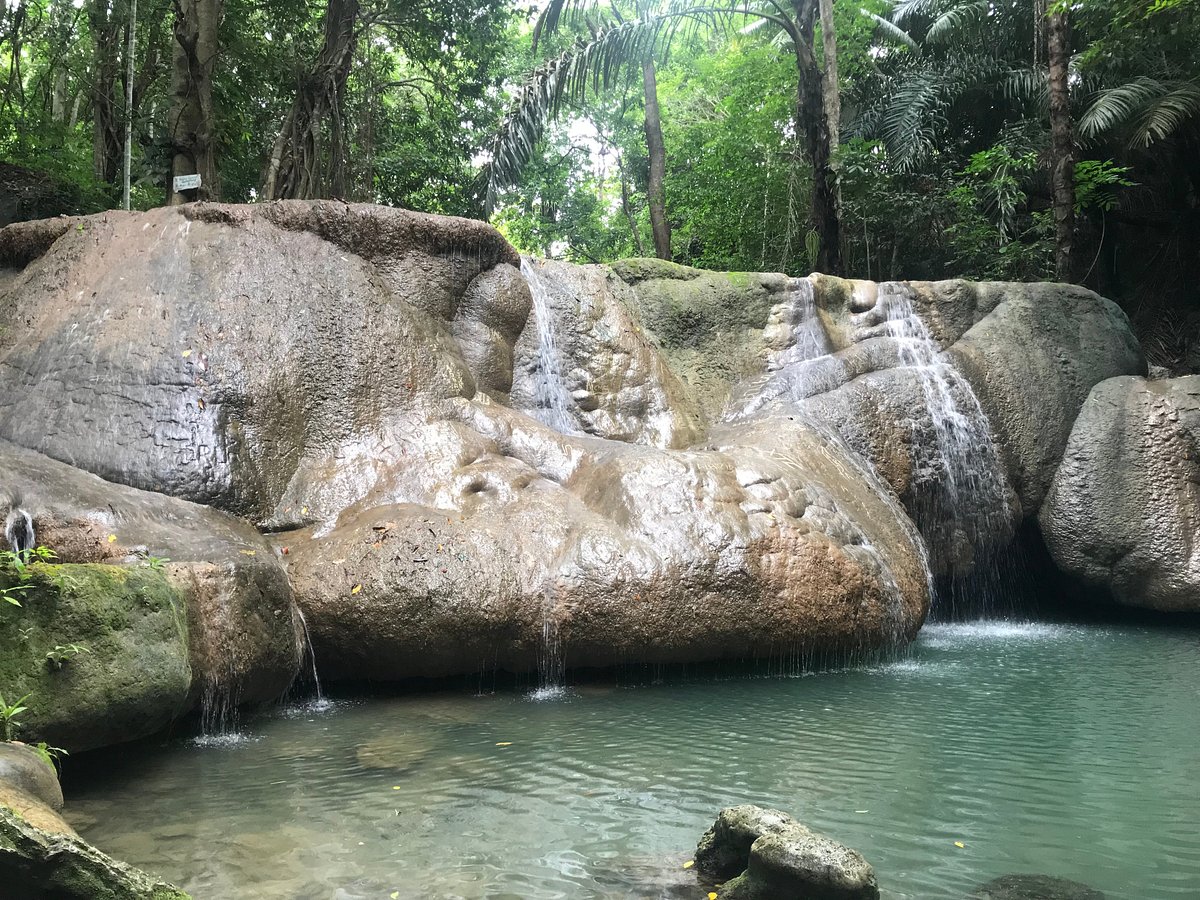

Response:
(66, 621), (1200, 899)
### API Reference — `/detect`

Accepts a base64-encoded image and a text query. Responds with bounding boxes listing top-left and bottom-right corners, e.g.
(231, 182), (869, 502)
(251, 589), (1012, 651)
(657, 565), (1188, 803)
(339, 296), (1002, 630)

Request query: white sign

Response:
(173, 173), (202, 192)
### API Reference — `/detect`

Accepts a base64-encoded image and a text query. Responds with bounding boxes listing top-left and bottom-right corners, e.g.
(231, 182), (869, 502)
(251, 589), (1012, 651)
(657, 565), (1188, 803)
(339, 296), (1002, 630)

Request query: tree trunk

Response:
(641, 58), (671, 260)
(818, 0), (839, 153)
(89, 0), (122, 185)
(122, 0), (136, 210)
(1047, 9), (1074, 281)
(618, 153), (648, 257)
(169, 0), (223, 204)
(262, 0), (359, 201)
(791, 0), (842, 275)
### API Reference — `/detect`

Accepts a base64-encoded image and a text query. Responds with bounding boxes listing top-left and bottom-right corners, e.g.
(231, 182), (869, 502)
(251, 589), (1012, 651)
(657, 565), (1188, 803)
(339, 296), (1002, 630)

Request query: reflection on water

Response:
(67, 622), (1200, 899)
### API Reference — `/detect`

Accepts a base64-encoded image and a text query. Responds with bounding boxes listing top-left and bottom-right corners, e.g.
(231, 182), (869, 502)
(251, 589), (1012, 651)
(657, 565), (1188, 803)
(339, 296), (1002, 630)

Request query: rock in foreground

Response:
(695, 805), (879, 900)
(0, 806), (190, 900)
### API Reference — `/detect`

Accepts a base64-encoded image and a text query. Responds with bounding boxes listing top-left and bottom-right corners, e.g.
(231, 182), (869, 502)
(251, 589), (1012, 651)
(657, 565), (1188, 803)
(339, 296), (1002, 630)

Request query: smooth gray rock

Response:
(0, 743), (61, 811)
(968, 873), (1106, 899)
(1039, 375), (1200, 611)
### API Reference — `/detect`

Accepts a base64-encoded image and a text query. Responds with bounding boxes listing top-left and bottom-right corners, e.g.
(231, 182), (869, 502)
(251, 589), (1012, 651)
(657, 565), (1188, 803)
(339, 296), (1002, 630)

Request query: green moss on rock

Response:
(0, 564), (191, 752)
(0, 806), (190, 899)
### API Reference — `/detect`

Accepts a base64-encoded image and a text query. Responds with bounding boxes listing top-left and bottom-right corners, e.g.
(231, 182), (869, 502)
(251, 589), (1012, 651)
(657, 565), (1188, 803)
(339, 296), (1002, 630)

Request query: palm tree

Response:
(486, 0), (844, 274)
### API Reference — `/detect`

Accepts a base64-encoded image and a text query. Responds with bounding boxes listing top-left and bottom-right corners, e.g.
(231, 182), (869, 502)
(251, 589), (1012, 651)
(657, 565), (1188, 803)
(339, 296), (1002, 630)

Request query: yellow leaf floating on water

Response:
(107, 534), (117, 543)
(391, 893), (400, 899)
(495, 742), (512, 747)
(392, 786), (401, 790)
(682, 861), (694, 869)
(954, 841), (965, 848)
(351, 584), (363, 595)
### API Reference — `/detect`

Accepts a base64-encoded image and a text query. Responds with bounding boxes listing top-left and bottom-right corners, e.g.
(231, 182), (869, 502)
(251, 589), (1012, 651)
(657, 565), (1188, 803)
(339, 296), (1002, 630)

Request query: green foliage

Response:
(45, 644), (91, 670)
(0, 692), (31, 742)
(1074, 160), (1135, 212)
(28, 741), (68, 774)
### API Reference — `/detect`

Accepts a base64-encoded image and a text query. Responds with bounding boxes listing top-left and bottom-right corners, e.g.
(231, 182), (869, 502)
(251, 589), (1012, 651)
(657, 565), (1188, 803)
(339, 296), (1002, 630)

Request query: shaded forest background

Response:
(0, 0), (1196, 371)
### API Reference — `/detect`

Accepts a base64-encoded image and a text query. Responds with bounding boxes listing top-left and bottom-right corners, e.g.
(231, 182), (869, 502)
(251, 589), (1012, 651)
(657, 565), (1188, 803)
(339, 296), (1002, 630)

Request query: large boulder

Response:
(0, 204), (932, 682)
(695, 805), (879, 900)
(0, 806), (190, 900)
(1039, 375), (1200, 611)
(0, 743), (69, 835)
(0, 439), (300, 750)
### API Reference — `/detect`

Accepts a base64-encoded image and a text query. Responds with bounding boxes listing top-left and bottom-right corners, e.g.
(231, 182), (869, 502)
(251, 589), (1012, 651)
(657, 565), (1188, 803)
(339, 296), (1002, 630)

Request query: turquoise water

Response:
(67, 622), (1200, 899)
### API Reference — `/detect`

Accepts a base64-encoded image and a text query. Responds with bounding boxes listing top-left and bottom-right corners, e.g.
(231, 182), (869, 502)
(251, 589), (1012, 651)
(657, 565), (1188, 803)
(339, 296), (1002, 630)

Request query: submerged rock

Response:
(968, 873), (1106, 899)
(1039, 375), (1200, 611)
(695, 805), (879, 900)
(0, 806), (190, 899)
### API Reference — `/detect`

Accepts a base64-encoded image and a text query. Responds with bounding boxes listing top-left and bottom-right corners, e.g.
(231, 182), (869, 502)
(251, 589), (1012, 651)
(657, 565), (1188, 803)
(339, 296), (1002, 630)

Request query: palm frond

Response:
(1078, 76), (1168, 142)
(1129, 80), (1200, 147)
(485, 18), (670, 213)
(924, 0), (987, 44)
(862, 10), (919, 51)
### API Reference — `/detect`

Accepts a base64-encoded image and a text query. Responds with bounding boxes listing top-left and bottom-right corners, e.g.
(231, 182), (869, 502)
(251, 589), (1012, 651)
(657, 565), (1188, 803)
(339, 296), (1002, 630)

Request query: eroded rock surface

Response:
(1039, 375), (1200, 611)
(695, 805), (879, 900)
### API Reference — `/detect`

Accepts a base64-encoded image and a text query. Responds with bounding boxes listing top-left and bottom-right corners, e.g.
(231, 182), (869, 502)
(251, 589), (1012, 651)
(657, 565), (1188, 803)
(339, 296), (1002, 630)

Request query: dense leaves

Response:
(0, 0), (1196, 368)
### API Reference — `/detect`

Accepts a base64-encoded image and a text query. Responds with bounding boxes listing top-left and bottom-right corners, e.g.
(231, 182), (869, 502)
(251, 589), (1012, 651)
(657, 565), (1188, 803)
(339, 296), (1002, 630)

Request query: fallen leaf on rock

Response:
(682, 861), (694, 870)
(391, 893), (399, 899)
(708, 893), (718, 900)
(351, 584), (363, 595)
(239, 549), (256, 556)
(107, 534), (117, 543)
(181, 349), (192, 358)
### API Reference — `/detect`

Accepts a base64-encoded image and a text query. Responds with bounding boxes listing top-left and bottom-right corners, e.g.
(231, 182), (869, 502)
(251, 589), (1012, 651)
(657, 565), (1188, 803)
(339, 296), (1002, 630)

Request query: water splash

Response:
(519, 257), (580, 435)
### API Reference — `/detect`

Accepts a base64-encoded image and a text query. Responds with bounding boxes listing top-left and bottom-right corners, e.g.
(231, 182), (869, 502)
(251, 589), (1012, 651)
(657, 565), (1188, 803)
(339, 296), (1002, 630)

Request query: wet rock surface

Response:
(0, 439), (300, 749)
(1040, 375), (1200, 611)
(695, 805), (879, 900)
(0, 203), (1151, 694)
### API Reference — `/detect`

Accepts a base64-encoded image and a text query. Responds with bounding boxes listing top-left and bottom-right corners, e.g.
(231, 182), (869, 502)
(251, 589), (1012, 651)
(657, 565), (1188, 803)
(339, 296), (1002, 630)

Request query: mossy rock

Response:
(0, 563), (191, 752)
(0, 806), (190, 899)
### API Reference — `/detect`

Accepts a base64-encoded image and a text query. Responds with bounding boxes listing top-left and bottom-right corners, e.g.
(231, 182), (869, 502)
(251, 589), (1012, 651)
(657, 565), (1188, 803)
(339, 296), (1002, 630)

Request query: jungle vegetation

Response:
(0, 0), (1196, 368)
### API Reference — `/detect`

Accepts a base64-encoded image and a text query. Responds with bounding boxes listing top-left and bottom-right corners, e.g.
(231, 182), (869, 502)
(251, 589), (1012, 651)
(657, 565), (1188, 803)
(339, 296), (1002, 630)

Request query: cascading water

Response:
(768, 278), (833, 372)
(872, 283), (1015, 617)
(519, 257), (580, 436)
(293, 608), (330, 713)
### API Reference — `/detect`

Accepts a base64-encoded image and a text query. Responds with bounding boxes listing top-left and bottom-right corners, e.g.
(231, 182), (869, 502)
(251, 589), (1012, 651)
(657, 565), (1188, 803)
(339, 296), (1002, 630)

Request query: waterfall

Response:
(294, 608), (330, 712)
(768, 278), (833, 373)
(519, 257), (580, 436)
(874, 284), (1015, 617)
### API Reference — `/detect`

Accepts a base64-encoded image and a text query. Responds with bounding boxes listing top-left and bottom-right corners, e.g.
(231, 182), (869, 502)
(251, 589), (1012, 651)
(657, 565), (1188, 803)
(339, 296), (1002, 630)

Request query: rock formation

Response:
(1040, 375), (1200, 611)
(0, 200), (1151, 716)
(694, 804), (880, 900)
